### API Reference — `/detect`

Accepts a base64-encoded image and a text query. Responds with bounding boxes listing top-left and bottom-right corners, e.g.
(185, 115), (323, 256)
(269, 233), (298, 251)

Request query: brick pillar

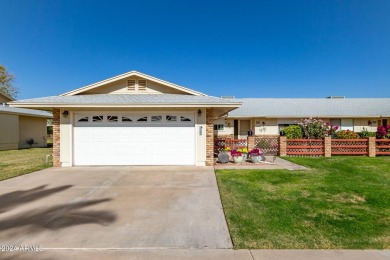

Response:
(324, 137), (332, 157)
(368, 137), (376, 157)
(52, 108), (61, 167)
(279, 136), (287, 156)
(205, 108), (214, 166)
(247, 136), (255, 150)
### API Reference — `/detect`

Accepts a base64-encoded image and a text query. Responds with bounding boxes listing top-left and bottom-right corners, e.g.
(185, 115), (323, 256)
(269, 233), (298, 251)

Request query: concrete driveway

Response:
(0, 166), (232, 249)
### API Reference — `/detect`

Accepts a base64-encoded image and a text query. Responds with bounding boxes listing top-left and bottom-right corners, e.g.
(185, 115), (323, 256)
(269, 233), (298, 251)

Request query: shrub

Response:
(298, 118), (328, 139)
(283, 125), (303, 139)
(326, 122), (339, 137)
(376, 125), (390, 139)
(334, 130), (359, 139)
(359, 127), (376, 138)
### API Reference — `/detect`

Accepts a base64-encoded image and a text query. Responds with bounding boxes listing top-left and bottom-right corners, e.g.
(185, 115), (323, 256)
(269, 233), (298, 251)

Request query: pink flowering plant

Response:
(326, 122), (339, 137)
(377, 125), (390, 139)
(230, 149), (243, 157)
(249, 148), (263, 157)
(298, 118), (337, 139)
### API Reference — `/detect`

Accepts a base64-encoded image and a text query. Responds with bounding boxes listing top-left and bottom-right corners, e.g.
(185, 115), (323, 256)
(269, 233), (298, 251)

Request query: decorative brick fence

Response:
(215, 136), (390, 157)
(376, 139), (390, 155)
(214, 136), (279, 155)
(285, 139), (324, 156)
(254, 136), (279, 155)
(279, 136), (388, 157)
(214, 138), (247, 153)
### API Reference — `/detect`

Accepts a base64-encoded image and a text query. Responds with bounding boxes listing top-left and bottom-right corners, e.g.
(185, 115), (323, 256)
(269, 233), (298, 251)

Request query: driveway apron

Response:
(0, 166), (233, 249)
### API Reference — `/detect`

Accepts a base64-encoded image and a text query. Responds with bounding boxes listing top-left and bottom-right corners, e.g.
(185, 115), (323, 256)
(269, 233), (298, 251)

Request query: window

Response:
(127, 79), (136, 91)
(166, 115), (177, 122)
(180, 116), (191, 122)
(214, 124), (224, 130)
(341, 119), (354, 131)
(330, 119), (341, 128)
(151, 115), (162, 122)
(78, 116), (89, 122)
(107, 116), (118, 122)
(122, 116), (132, 122)
(138, 80), (147, 91)
(92, 116), (104, 122)
(137, 116), (148, 122)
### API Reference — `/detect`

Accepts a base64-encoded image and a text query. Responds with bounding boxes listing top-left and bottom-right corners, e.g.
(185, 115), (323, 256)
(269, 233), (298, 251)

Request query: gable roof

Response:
(60, 70), (207, 96)
(0, 91), (15, 102)
(228, 98), (390, 118)
(0, 104), (52, 118)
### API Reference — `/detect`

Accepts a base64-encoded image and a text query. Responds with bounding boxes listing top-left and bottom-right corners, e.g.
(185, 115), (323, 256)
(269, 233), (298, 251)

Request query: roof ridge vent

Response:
(327, 96), (345, 99)
(221, 96), (235, 99)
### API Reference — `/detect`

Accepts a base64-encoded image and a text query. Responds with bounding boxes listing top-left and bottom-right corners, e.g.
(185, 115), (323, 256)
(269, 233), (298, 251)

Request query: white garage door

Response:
(73, 113), (195, 166)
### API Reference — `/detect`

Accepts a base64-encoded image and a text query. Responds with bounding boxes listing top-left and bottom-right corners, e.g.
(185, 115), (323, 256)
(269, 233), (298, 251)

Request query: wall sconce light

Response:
(262, 121), (266, 126)
(62, 111), (69, 118)
(197, 109), (202, 117)
(368, 120), (372, 126)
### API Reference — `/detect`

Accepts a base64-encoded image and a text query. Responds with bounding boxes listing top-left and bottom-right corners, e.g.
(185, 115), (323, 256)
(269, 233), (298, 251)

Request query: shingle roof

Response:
(10, 94), (241, 107)
(0, 105), (52, 118)
(228, 98), (390, 118)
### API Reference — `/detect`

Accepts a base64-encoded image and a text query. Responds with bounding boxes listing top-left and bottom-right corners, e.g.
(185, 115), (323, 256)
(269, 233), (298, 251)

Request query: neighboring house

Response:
(9, 71), (241, 166)
(214, 97), (390, 139)
(0, 92), (52, 151)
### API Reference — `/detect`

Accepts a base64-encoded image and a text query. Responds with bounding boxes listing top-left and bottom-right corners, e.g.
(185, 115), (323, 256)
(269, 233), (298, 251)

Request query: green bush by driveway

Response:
(216, 156), (390, 249)
(0, 148), (52, 181)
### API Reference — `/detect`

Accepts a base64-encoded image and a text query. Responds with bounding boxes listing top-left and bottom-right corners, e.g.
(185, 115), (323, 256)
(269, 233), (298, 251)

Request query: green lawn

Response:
(0, 148), (53, 181)
(215, 156), (390, 249)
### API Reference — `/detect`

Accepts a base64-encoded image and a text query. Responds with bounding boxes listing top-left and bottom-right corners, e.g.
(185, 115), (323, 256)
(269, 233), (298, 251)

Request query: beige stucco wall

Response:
(59, 107), (207, 167)
(18, 116), (48, 149)
(82, 76), (187, 95)
(0, 113), (19, 150)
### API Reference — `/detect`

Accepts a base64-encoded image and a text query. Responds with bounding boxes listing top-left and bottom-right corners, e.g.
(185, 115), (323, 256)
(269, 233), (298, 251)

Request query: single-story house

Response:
(0, 92), (52, 151)
(214, 98), (390, 139)
(9, 71), (390, 166)
(9, 71), (241, 166)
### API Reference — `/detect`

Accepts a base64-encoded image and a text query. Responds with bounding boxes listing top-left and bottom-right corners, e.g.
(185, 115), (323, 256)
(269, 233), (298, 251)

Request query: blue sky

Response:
(1, 0), (389, 99)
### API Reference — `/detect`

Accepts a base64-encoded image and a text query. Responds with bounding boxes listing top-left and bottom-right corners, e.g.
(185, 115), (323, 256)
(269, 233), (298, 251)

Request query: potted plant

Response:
(218, 147), (230, 164)
(231, 149), (244, 163)
(238, 147), (248, 160)
(249, 148), (264, 163)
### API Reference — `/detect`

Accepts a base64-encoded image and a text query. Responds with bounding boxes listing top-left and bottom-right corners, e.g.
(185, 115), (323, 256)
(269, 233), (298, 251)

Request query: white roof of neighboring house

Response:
(228, 98), (390, 118)
(0, 105), (52, 118)
(10, 94), (241, 108)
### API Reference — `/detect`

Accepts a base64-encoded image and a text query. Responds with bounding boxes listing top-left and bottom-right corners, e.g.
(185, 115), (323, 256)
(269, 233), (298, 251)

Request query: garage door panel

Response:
(73, 114), (195, 166)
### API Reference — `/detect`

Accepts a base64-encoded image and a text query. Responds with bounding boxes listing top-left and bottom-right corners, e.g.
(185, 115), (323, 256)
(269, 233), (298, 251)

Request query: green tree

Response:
(0, 64), (18, 98)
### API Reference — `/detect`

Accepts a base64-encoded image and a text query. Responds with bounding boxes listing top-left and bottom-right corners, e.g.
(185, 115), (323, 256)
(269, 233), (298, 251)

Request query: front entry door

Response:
(239, 120), (250, 138)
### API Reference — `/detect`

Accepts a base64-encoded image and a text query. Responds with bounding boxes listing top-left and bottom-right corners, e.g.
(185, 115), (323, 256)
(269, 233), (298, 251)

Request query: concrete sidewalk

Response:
(3, 249), (389, 259)
(214, 156), (308, 170)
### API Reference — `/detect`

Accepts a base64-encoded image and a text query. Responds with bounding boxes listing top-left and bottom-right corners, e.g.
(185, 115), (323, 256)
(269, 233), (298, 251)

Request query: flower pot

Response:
(251, 155), (264, 163)
(218, 152), (230, 164)
(233, 156), (244, 163)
